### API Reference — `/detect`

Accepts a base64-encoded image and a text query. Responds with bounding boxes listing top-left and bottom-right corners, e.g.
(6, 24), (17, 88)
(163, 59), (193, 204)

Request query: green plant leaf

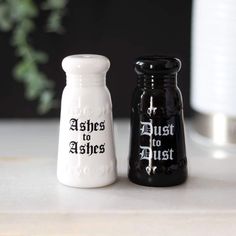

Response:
(0, 3), (13, 31)
(13, 61), (31, 81)
(42, 0), (68, 10)
(10, 0), (38, 20)
(46, 11), (64, 33)
(32, 51), (49, 63)
(38, 90), (55, 114)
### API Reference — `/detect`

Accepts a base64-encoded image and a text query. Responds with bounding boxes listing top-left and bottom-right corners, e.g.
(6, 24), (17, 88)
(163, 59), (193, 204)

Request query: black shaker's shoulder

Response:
(128, 56), (188, 187)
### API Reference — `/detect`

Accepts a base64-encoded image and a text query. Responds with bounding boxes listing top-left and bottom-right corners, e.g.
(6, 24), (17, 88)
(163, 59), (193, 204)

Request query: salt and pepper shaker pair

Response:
(57, 54), (188, 188)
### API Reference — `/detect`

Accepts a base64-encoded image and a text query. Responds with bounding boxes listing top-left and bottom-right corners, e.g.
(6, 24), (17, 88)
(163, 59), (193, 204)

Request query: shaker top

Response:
(135, 56), (181, 76)
(62, 54), (110, 75)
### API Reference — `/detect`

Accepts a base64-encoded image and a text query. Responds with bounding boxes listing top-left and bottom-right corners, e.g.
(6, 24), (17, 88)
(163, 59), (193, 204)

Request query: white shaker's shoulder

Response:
(57, 54), (117, 188)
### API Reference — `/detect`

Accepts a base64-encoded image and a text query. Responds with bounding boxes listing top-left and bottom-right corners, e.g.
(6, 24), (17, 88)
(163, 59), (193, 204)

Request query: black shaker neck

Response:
(137, 74), (177, 89)
(135, 56), (181, 89)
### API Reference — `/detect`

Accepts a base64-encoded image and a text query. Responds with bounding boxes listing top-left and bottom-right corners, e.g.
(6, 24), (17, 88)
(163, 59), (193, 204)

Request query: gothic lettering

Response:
(69, 118), (78, 131)
(69, 141), (78, 154)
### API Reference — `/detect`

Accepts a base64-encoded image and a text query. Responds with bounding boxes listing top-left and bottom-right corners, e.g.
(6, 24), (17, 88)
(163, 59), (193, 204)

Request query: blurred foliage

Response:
(0, 0), (68, 114)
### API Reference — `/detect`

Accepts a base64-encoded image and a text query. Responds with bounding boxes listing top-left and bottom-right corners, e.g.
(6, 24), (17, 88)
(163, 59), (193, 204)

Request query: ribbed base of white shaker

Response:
(57, 173), (117, 188)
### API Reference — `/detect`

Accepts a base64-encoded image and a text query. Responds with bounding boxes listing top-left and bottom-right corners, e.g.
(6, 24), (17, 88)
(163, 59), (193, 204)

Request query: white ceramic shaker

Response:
(57, 54), (117, 188)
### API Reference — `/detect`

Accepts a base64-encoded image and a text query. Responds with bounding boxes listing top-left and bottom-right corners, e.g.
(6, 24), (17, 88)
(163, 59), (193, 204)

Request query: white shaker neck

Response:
(66, 73), (106, 87)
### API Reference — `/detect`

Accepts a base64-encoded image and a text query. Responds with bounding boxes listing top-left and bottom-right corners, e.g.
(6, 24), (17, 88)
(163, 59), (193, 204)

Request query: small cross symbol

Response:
(147, 97), (157, 116)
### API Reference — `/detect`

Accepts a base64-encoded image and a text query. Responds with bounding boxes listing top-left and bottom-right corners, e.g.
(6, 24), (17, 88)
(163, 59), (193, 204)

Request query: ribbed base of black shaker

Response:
(128, 168), (188, 187)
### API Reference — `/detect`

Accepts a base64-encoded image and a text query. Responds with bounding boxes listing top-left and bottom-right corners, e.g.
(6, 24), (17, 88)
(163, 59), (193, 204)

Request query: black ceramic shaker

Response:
(128, 56), (188, 187)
